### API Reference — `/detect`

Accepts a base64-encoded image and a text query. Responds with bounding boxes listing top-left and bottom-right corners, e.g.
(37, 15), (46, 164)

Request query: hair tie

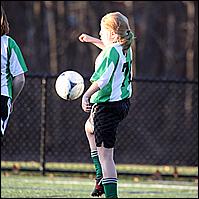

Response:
(126, 30), (130, 36)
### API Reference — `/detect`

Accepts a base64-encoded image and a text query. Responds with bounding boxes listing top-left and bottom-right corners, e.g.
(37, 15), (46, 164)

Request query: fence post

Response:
(40, 77), (47, 176)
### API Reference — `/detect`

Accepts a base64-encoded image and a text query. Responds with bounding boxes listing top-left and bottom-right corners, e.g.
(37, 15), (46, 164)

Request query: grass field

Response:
(1, 173), (198, 198)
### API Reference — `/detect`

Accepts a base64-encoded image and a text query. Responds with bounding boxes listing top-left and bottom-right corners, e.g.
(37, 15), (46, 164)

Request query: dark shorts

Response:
(1, 95), (12, 137)
(93, 98), (130, 148)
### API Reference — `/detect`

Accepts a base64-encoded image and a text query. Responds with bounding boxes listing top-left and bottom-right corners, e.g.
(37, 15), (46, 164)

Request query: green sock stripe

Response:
(102, 178), (118, 185)
(91, 154), (98, 157)
(91, 150), (98, 157)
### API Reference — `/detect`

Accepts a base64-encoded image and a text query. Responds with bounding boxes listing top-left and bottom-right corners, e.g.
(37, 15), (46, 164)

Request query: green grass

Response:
(1, 173), (198, 198)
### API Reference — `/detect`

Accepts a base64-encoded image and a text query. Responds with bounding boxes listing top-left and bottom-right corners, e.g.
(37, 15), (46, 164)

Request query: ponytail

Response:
(120, 30), (136, 51)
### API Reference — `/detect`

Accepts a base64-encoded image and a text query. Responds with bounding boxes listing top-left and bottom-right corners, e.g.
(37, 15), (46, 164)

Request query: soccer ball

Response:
(55, 70), (85, 100)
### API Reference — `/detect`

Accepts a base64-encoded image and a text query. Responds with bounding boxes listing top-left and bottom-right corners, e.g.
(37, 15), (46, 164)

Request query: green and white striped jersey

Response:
(1, 35), (28, 99)
(90, 43), (133, 103)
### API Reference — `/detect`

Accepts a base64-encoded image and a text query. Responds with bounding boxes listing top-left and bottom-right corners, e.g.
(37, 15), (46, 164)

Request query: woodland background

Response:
(2, 1), (198, 80)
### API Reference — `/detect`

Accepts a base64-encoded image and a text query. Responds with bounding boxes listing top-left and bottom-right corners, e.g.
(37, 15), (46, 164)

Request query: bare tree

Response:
(44, 1), (58, 74)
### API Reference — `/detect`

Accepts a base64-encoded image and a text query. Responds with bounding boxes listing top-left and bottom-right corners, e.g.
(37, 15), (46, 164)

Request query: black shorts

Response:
(93, 98), (130, 148)
(1, 95), (12, 137)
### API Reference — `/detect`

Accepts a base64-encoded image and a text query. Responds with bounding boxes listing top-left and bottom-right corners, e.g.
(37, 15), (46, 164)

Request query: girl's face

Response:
(99, 24), (117, 46)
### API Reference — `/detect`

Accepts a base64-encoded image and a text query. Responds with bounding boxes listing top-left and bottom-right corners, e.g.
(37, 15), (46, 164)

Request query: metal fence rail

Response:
(1, 75), (198, 174)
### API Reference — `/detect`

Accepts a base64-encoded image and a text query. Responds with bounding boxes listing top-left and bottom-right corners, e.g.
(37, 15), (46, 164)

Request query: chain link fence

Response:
(1, 75), (198, 173)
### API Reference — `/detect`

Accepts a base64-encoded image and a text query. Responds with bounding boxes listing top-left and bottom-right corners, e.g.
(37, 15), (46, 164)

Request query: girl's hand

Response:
(78, 33), (105, 50)
(82, 94), (91, 113)
(81, 82), (100, 112)
(79, 34), (93, 43)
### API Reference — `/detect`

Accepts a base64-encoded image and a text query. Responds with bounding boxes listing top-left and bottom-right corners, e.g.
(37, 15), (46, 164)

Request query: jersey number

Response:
(122, 61), (132, 87)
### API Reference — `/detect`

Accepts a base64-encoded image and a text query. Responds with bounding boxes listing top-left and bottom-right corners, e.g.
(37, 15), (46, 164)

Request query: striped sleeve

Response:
(8, 37), (28, 77)
(90, 47), (119, 89)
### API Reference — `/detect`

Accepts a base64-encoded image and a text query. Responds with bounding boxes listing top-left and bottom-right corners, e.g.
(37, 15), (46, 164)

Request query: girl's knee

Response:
(85, 119), (94, 134)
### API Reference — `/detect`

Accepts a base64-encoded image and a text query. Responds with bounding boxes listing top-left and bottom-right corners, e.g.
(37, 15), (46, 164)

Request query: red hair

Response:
(1, 6), (9, 36)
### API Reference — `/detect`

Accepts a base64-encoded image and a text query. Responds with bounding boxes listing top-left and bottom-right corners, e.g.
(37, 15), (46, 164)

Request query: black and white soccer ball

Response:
(55, 70), (85, 100)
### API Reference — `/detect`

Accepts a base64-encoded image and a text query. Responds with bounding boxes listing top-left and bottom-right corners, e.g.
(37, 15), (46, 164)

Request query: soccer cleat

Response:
(91, 178), (104, 197)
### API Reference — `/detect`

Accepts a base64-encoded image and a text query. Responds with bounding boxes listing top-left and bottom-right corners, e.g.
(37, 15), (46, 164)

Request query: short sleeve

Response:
(8, 38), (28, 77)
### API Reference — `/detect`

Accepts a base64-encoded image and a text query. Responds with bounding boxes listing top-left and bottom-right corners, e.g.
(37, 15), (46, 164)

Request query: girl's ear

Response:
(110, 30), (116, 36)
(111, 31), (118, 43)
(110, 30), (117, 39)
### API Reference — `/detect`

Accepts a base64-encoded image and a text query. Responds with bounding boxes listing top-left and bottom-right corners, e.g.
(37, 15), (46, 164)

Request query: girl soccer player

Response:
(1, 6), (28, 137)
(79, 11), (135, 198)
